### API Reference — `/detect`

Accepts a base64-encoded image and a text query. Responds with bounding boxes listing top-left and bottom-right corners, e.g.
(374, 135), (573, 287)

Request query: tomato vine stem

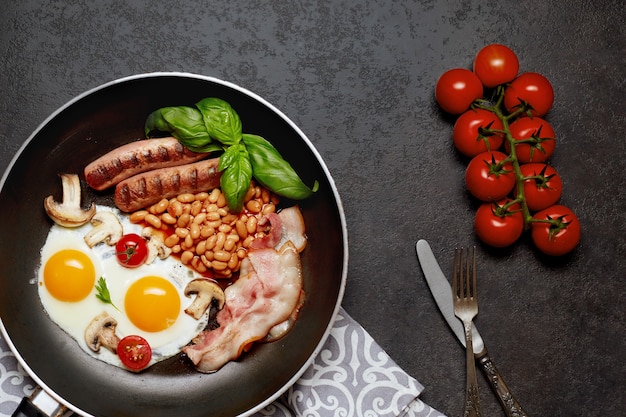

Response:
(474, 91), (557, 230)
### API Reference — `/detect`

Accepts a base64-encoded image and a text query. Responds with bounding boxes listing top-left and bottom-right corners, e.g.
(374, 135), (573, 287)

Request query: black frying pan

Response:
(0, 74), (347, 417)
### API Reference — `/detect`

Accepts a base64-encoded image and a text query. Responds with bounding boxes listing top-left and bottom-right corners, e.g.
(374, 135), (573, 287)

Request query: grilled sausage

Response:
(84, 137), (210, 191)
(114, 158), (221, 212)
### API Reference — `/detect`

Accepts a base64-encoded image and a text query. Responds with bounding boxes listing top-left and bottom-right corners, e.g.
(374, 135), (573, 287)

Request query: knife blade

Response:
(415, 239), (483, 354)
(415, 239), (529, 417)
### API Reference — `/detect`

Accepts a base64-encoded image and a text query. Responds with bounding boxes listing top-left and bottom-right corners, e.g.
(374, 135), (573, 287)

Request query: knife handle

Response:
(476, 352), (529, 417)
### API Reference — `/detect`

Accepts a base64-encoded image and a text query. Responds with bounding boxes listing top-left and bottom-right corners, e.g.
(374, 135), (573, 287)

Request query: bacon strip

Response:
(183, 242), (303, 373)
(249, 212), (283, 249)
(275, 206), (307, 252)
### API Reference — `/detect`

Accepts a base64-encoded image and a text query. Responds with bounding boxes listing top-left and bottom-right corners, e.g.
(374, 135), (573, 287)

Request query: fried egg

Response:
(37, 205), (209, 370)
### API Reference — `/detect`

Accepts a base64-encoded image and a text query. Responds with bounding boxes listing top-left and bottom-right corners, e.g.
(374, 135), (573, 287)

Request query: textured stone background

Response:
(1, 1), (624, 416)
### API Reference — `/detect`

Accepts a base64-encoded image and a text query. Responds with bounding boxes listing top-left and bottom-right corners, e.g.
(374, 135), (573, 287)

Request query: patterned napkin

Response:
(0, 308), (446, 417)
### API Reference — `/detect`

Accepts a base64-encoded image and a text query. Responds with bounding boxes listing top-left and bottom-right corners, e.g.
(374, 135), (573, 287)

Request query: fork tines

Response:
(453, 246), (477, 302)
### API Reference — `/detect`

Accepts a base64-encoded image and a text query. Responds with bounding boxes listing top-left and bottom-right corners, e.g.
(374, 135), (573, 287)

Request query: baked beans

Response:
(131, 182), (278, 278)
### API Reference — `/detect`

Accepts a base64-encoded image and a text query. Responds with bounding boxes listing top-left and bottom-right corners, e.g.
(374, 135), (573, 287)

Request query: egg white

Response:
(37, 205), (209, 370)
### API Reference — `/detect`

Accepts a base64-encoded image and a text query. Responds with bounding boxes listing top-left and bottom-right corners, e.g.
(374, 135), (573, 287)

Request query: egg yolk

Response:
(125, 276), (180, 332)
(43, 249), (96, 302)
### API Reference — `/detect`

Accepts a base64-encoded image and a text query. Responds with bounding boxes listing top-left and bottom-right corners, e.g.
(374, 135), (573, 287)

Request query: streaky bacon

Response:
(275, 206), (307, 252)
(249, 212), (283, 249)
(265, 289), (306, 342)
(249, 206), (307, 252)
(182, 241), (303, 373)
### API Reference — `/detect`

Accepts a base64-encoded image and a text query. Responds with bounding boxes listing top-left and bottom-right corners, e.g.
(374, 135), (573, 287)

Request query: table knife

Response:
(415, 239), (529, 417)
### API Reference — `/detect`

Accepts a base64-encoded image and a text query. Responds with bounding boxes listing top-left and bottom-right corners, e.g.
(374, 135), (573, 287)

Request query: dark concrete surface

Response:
(1, 1), (624, 416)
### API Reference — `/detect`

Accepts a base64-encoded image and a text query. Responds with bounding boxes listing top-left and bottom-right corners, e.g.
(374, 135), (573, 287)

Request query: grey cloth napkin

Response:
(0, 308), (446, 417)
(252, 309), (446, 417)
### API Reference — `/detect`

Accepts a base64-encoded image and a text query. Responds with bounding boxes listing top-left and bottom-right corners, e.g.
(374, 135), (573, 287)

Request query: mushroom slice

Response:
(83, 211), (124, 248)
(84, 312), (120, 353)
(44, 174), (96, 227)
(142, 227), (172, 264)
(184, 278), (225, 320)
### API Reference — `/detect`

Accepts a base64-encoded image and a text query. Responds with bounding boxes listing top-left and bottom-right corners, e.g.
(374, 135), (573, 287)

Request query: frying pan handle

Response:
(12, 387), (67, 417)
(13, 397), (46, 417)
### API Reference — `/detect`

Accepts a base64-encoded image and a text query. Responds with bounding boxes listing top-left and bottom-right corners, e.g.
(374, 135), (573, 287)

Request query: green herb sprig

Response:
(95, 277), (120, 312)
(145, 97), (318, 212)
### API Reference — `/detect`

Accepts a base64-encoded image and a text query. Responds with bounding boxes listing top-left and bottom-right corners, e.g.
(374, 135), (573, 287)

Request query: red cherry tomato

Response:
(453, 109), (504, 157)
(507, 117), (556, 163)
(435, 68), (484, 114)
(117, 335), (152, 371)
(465, 151), (515, 201)
(504, 72), (554, 117)
(531, 205), (580, 256)
(474, 199), (524, 247)
(473, 44), (519, 88)
(115, 234), (149, 268)
(518, 163), (563, 211)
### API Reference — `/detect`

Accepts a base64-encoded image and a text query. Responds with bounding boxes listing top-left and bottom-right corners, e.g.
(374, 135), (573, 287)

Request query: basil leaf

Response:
(242, 134), (318, 200)
(196, 97), (242, 146)
(218, 144), (252, 212)
(145, 106), (221, 153)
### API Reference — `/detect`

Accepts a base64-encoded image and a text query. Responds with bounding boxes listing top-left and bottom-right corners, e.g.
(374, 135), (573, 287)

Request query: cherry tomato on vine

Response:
(473, 44), (519, 88)
(517, 163), (563, 211)
(435, 68), (483, 114)
(504, 72), (554, 117)
(453, 109), (504, 157)
(115, 234), (149, 268)
(465, 151), (515, 201)
(506, 117), (556, 163)
(117, 335), (152, 371)
(475, 199), (524, 247)
(531, 205), (580, 256)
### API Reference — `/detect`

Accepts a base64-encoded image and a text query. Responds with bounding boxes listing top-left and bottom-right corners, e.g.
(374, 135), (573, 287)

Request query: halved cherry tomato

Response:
(453, 109), (504, 157)
(115, 233), (149, 268)
(531, 205), (580, 256)
(465, 151), (515, 201)
(504, 72), (554, 117)
(473, 44), (519, 88)
(117, 335), (152, 371)
(518, 163), (562, 211)
(506, 117), (556, 163)
(435, 68), (483, 115)
(474, 199), (524, 247)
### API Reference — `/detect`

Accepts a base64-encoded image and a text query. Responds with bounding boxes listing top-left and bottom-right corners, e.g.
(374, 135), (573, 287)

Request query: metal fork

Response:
(453, 247), (483, 417)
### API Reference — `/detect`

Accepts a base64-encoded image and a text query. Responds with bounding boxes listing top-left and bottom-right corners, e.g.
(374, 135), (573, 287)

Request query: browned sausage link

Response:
(84, 137), (210, 191)
(114, 158), (221, 212)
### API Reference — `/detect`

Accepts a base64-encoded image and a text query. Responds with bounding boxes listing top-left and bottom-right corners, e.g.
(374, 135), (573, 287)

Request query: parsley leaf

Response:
(95, 277), (120, 312)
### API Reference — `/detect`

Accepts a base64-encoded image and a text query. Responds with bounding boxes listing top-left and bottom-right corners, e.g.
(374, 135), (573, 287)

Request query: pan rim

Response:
(0, 72), (348, 416)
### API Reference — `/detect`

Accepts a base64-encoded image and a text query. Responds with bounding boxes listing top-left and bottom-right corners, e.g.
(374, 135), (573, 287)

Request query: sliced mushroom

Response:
(83, 211), (124, 248)
(84, 312), (120, 353)
(184, 278), (225, 320)
(142, 227), (172, 264)
(44, 174), (96, 227)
